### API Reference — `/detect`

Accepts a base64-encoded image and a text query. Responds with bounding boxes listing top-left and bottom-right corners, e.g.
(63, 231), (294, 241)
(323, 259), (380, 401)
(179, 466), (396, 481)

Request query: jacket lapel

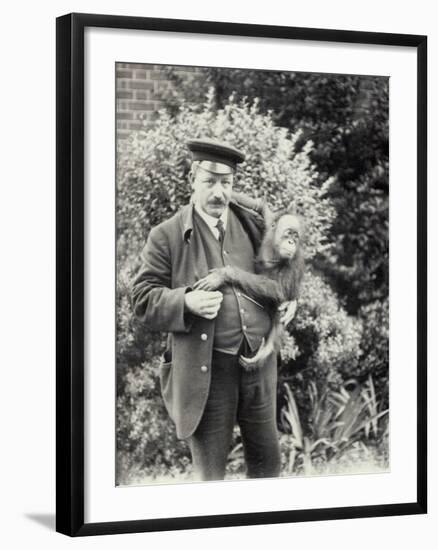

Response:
(178, 203), (210, 284)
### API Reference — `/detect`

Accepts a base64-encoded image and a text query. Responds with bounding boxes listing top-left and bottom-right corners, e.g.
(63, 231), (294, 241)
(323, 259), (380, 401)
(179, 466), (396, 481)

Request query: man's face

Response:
(190, 165), (234, 218)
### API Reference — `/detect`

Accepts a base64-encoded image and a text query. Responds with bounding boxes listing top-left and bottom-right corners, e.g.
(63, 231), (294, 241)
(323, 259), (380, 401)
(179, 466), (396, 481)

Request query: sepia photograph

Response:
(115, 62), (390, 486)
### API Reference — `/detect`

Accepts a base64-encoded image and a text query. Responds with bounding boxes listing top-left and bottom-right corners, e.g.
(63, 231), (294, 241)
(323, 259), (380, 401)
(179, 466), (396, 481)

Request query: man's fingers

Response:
(202, 311), (218, 320)
(191, 289), (222, 299)
(201, 291), (223, 302)
(188, 286), (224, 319)
(200, 304), (221, 319)
(205, 304), (221, 312)
(203, 305), (221, 314)
(185, 289), (223, 318)
(201, 302), (222, 314)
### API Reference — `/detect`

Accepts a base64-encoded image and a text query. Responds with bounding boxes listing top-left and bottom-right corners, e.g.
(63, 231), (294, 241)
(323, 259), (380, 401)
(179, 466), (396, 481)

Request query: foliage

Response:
(280, 376), (388, 475)
(289, 272), (363, 384)
(356, 298), (389, 406)
(116, 92), (383, 480)
(116, 355), (192, 484)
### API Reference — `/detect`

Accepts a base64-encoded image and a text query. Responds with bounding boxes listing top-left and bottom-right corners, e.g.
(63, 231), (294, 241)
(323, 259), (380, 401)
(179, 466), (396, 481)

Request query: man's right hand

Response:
(184, 290), (223, 320)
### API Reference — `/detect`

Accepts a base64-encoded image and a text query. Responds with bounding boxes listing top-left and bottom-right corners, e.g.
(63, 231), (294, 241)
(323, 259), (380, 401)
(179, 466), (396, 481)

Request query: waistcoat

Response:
(193, 208), (271, 354)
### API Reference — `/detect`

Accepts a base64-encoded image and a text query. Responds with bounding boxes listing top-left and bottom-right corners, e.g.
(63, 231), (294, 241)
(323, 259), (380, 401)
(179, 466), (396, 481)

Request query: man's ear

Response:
(188, 170), (195, 190)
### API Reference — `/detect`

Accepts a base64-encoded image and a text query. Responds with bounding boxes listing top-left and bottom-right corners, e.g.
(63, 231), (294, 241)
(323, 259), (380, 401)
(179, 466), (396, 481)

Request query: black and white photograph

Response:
(116, 63), (390, 486)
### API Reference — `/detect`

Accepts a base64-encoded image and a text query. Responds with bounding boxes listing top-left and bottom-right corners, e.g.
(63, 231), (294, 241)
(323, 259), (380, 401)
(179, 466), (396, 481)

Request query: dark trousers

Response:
(188, 345), (281, 481)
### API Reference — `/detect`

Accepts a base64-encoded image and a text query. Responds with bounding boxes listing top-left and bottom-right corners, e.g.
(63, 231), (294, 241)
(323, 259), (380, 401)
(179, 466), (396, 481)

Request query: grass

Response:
(117, 436), (389, 487)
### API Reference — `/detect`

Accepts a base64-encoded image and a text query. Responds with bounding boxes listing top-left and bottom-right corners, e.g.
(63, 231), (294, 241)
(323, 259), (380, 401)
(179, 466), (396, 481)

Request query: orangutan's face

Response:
(275, 214), (301, 259)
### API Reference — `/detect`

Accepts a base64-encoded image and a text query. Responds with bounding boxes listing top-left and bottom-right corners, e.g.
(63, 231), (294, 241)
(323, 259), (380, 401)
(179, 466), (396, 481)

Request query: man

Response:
(131, 138), (295, 481)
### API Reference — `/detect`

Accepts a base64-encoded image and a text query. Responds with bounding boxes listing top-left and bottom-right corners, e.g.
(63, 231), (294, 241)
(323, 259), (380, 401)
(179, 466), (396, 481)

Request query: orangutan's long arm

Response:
(223, 266), (285, 305)
(193, 266), (285, 309)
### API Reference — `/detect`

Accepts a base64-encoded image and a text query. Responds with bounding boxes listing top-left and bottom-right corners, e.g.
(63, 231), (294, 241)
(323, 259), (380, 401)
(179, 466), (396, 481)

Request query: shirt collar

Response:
(193, 201), (228, 232)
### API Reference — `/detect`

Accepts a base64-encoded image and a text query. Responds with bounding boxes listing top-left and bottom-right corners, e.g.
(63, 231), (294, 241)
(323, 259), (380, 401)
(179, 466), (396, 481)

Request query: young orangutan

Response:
(193, 192), (304, 368)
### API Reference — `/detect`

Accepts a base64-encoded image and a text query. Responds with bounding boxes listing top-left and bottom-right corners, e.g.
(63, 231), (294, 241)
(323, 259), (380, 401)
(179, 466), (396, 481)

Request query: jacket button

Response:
(200, 365), (208, 373)
(200, 333), (208, 341)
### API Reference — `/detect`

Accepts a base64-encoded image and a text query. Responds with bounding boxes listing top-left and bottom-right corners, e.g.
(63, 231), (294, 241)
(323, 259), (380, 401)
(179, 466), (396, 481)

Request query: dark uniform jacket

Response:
(131, 200), (269, 439)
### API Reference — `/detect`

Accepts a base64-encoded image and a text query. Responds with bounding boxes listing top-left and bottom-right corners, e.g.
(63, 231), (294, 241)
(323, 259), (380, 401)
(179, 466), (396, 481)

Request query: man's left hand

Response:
(278, 300), (297, 326)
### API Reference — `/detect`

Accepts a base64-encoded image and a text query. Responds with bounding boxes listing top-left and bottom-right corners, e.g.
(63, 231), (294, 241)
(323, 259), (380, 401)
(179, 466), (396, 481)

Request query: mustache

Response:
(208, 199), (227, 206)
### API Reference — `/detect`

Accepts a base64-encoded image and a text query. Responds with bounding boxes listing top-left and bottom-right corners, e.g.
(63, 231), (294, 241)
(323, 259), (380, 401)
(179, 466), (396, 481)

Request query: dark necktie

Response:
(216, 219), (225, 243)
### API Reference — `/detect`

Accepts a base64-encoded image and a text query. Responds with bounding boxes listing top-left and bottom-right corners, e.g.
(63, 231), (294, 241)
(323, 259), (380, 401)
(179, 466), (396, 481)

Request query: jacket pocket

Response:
(161, 347), (172, 364)
(159, 350), (174, 419)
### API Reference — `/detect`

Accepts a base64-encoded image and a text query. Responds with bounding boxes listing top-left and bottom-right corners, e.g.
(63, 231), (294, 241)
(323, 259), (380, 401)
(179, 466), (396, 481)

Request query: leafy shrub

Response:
(116, 356), (192, 484)
(356, 298), (389, 406)
(291, 272), (363, 383)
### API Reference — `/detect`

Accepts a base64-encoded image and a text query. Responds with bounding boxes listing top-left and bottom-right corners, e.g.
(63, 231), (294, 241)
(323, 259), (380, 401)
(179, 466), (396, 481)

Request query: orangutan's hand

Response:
(193, 269), (227, 291)
(279, 300), (297, 326)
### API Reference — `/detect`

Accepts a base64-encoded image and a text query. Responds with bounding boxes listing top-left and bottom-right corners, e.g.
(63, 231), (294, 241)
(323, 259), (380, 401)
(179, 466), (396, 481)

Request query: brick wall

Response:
(116, 63), (198, 140)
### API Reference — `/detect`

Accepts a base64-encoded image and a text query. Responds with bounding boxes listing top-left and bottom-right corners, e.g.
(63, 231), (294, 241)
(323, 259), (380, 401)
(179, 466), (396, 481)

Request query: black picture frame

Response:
(56, 12), (427, 537)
